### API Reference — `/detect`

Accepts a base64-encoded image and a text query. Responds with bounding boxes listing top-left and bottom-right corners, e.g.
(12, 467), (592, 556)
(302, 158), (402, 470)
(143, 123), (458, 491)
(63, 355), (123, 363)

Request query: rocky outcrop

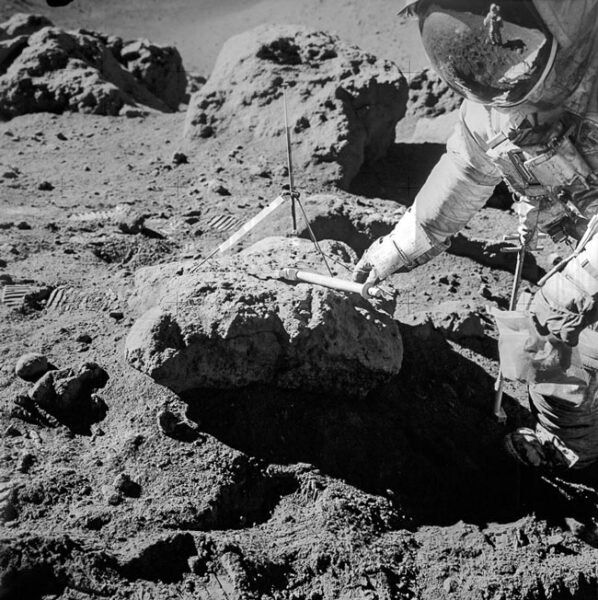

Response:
(125, 237), (402, 399)
(183, 25), (408, 190)
(396, 68), (462, 144)
(405, 68), (461, 119)
(0, 13), (187, 118)
(258, 193), (405, 255)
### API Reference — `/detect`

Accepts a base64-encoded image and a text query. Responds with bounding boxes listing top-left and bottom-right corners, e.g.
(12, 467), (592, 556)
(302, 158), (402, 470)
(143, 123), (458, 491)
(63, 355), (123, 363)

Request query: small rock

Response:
(18, 452), (35, 474)
(3, 425), (21, 437)
(206, 180), (230, 196)
(102, 485), (122, 506)
(0, 222), (13, 230)
(478, 284), (492, 300)
(156, 409), (199, 442)
(109, 311), (124, 320)
(16, 222), (31, 230)
(443, 577), (458, 594)
(38, 181), (54, 191)
(0, 273), (12, 282)
(120, 107), (149, 119)
(56, 132), (67, 141)
(172, 152), (188, 165)
(117, 210), (146, 234)
(0, 482), (17, 523)
(76, 333), (93, 344)
(1, 171), (18, 179)
(113, 473), (141, 497)
(14, 352), (49, 382)
(438, 275), (450, 285)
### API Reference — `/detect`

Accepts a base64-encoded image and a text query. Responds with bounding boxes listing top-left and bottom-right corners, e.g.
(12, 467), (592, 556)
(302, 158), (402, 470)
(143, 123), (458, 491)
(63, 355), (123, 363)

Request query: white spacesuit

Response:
(354, 0), (598, 470)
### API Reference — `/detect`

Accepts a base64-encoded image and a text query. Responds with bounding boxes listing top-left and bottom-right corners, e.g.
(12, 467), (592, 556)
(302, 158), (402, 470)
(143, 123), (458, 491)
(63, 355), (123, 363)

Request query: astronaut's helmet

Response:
(401, 0), (598, 110)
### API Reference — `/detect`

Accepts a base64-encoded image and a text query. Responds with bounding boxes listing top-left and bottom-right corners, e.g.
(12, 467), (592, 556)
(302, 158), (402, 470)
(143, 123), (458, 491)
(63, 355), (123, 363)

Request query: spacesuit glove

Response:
(352, 235), (405, 285)
(513, 196), (540, 247)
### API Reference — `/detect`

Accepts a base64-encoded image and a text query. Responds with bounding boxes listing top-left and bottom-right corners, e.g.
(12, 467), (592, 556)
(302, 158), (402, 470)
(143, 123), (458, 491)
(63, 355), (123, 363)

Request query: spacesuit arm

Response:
(354, 103), (502, 282)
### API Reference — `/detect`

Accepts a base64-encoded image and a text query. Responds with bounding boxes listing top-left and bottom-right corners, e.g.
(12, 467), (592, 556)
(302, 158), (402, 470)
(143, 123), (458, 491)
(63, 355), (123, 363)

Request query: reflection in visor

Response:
(419, 0), (556, 107)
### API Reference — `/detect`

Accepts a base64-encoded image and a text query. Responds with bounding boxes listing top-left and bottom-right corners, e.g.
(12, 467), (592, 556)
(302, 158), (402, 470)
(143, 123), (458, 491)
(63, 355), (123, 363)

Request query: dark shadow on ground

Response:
(350, 143), (514, 211)
(350, 143), (445, 204)
(183, 325), (541, 527)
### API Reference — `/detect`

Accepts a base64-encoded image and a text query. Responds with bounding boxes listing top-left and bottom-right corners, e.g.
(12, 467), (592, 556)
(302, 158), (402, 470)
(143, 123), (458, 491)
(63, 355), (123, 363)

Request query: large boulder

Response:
(125, 237), (402, 398)
(115, 39), (187, 111)
(183, 25), (408, 190)
(0, 14), (187, 118)
(254, 193), (404, 255)
(396, 68), (462, 144)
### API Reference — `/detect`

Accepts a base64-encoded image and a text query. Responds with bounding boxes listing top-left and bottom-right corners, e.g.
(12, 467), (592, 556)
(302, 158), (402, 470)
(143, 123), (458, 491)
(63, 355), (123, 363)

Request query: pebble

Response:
(113, 473), (141, 497)
(38, 181), (54, 191)
(102, 485), (122, 506)
(14, 352), (49, 382)
(172, 151), (188, 165)
(3, 425), (21, 437)
(478, 284), (493, 300)
(18, 452), (35, 474)
(206, 180), (230, 196)
(443, 577), (458, 594)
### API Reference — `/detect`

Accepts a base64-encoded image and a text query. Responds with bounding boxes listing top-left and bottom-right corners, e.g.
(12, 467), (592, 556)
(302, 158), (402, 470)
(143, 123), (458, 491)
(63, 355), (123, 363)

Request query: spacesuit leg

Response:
(507, 229), (598, 470)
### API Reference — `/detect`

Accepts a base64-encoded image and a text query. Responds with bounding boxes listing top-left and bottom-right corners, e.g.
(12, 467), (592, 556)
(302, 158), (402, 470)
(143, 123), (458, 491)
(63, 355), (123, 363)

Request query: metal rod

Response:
(283, 86), (298, 234)
(493, 243), (527, 423)
(278, 267), (383, 299)
(191, 195), (288, 271)
(295, 196), (334, 277)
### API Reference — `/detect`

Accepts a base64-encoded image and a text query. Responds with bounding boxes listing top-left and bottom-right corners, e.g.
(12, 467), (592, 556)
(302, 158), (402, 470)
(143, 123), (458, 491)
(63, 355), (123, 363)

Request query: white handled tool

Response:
(278, 268), (384, 299)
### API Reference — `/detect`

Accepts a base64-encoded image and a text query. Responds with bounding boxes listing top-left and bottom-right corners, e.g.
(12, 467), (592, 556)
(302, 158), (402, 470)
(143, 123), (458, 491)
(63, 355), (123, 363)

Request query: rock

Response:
(76, 333), (93, 344)
(405, 302), (487, 341)
(0, 481), (17, 523)
(254, 193), (405, 255)
(117, 209), (146, 234)
(118, 38), (187, 110)
(126, 237), (402, 399)
(206, 179), (230, 195)
(172, 151), (188, 165)
(184, 25), (408, 190)
(14, 352), (49, 382)
(0, 13), (52, 39)
(109, 311), (124, 320)
(56, 132), (67, 140)
(0, 15), (186, 118)
(156, 409), (200, 442)
(16, 221), (31, 230)
(113, 473), (141, 498)
(102, 484), (122, 506)
(406, 68), (462, 119)
(37, 181), (54, 191)
(28, 362), (109, 432)
(18, 451), (35, 473)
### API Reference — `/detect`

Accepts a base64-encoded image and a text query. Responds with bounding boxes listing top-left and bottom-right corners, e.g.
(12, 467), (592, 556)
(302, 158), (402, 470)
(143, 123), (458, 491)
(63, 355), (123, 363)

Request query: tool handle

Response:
(278, 268), (382, 299)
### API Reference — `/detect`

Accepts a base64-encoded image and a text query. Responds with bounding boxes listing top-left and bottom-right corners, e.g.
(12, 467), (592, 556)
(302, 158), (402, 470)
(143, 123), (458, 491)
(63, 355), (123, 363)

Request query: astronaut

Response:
(484, 3), (504, 46)
(354, 0), (598, 471)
